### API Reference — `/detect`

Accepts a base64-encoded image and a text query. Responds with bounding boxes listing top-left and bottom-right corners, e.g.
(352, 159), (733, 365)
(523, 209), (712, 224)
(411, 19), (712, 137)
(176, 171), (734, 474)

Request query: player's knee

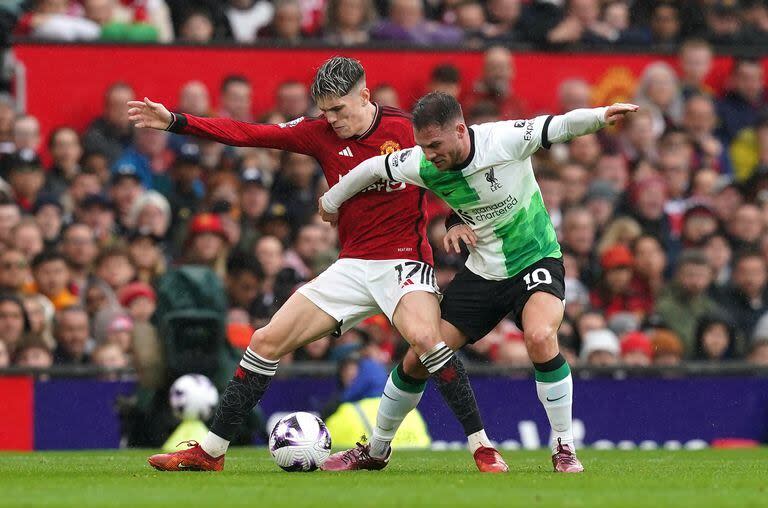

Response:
(248, 326), (282, 360)
(405, 330), (442, 356)
(524, 324), (557, 350)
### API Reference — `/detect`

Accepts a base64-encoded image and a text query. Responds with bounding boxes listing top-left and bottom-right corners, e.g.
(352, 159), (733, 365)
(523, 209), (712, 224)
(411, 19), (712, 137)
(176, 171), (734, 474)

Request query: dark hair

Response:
(733, 248), (765, 267)
(311, 57), (365, 101)
(226, 251), (264, 279)
(431, 64), (461, 85)
(0, 293), (30, 332)
(31, 250), (67, 270)
(411, 92), (464, 130)
(220, 75), (251, 94)
(694, 315), (738, 360)
(675, 249), (710, 270)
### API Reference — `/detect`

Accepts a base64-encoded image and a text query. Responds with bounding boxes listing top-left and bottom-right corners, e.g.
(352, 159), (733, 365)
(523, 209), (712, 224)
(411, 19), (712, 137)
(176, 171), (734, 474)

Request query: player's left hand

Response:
(444, 224), (477, 254)
(604, 103), (639, 124)
(318, 197), (338, 226)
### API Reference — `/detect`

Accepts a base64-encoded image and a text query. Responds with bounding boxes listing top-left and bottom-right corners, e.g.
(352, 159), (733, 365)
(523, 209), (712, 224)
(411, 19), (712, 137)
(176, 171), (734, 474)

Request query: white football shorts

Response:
(296, 258), (440, 335)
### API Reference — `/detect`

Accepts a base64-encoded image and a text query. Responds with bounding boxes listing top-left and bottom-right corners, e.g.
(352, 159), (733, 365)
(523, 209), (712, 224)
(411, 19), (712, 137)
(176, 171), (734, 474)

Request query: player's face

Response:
(317, 86), (370, 139)
(415, 121), (467, 170)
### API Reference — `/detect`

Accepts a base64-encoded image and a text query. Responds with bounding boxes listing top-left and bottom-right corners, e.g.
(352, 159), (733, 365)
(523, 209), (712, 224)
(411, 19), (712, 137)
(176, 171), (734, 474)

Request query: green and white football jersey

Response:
(383, 117), (561, 280)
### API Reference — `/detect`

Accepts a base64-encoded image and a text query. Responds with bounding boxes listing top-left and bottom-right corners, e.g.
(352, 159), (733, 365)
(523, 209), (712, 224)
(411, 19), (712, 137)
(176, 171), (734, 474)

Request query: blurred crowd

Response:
(2, 0), (768, 48)
(0, 37), (768, 379)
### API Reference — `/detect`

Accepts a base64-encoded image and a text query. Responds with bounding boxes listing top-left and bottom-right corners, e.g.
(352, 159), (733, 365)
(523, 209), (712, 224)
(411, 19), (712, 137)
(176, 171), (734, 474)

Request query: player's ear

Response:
(360, 87), (371, 105)
(456, 122), (467, 137)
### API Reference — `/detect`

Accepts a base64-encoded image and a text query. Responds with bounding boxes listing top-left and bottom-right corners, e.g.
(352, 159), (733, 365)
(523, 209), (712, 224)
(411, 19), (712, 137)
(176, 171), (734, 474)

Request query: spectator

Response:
(651, 329), (684, 365)
(178, 9), (215, 43)
(647, 1), (681, 45)
(705, 0), (746, 44)
(77, 194), (117, 246)
(0, 338), (8, 368)
(557, 78), (591, 113)
(591, 244), (652, 320)
(177, 81), (211, 117)
(275, 81), (310, 120)
(118, 281), (157, 324)
(0, 248), (31, 296)
(323, 0), (376, 45)
(703, 232), (732, 288)
(226, 0), (274, 43)
(580, 328), (620, 366)
(596, 217), (642, 255)
(715, 250), (768, 340)
(453, 0), (491, 47)
(743, 0), (768, 43)
(29, 251), (78, 311)
(537, 168), (563, 231)
(680, 204), (719, 248)
(371, 84), (400, 108)
(561, 207), (597, 285)
(91, 342), (128, 380)
(716, 58), (767, 146)
(0, 294), (30, 356)
(678, 39), (714, 99)
(655, 249), (718, 356)
(694, 315), (739, 361)
(94, 247), (136, 292)
(59, 223), (98, 293)
(100, 313), (134, 354)
(12, 115), (42, 154)
(258, 0), (306, 43)
(218, 75), (253, 122)
(747, 338), (768, 364)
(83, 82), (135, 165)
(485, 0), (523, 42)
(0, 200), (21, 247)
(225, 252), (263, 310)
(23, 293), (55, 348)
(113, 127), (172, 192)
(467, 46), (524, 120)
(128, 190), (171, 239)
(81, 276), (120, 325)
(126, 229), (166, 283)
(682, 94), (728, 174)
(45, 127), (83, 196)
(728, 203), (763, 251)
(184, 212), (230, 273)
(635, 62), (684, 138)
(6, 149), (45, 213)
(12, 219), (45, 261)
(84, 0), (159, 42)
(13, 0), (100, 40)
(631, 234), (668, 301)
(620, 331), (653, 366)
(270, 152), (321, 230)
(584, 180), (619, 233)
(428, 64), (462, 99)
(371, 0), (463, 45)
(285, 224), (326, 279)
(14, 337), (53, 369)
(52, 306), (92, 365)
(544, 0), (616, 45)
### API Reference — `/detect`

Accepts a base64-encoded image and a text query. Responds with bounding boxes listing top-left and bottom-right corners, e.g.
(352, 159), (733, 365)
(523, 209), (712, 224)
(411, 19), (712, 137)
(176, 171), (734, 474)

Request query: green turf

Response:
(1, 448), (766, 508)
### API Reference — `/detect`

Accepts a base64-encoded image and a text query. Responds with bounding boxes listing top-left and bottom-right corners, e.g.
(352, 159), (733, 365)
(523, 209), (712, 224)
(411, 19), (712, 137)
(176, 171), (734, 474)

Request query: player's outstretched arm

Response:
(128, 98), (314, 153)
(549, 103), (639, 143)
(127, 98), (173, 130)
(319, 155), (389, 223)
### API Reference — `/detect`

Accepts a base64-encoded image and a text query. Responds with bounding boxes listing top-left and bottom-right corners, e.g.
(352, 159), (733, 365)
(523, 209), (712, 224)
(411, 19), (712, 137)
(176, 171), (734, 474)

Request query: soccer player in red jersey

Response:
(131, 57), (505, 473)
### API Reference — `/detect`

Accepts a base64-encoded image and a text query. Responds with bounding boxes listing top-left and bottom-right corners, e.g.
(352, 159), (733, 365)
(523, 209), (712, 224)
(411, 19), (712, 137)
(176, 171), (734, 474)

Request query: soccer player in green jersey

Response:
(319, 92), (637, 473)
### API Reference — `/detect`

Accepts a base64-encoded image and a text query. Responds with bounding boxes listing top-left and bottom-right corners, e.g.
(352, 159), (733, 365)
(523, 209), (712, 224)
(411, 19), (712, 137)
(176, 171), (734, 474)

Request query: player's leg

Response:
(200, 292), (339, 457)
(515, 259), (582, 472)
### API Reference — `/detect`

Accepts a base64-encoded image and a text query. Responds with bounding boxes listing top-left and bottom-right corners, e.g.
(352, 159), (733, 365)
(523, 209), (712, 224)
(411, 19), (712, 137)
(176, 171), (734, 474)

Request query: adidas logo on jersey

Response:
(338, 147), (354, 157)
(400, 279), (415, 288)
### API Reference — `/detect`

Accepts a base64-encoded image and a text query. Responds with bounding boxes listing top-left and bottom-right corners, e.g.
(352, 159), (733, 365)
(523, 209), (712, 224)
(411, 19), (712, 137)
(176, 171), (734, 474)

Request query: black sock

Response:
(210, 365), (273, 441)
(431, 355), (484, 436)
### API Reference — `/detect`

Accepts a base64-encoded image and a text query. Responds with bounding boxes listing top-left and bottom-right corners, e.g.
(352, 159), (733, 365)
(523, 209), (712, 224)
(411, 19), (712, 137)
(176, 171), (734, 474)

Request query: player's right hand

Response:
(318, 197), (339, 227)
(443, 224), (477, 254)
(127, 97), (173, 130)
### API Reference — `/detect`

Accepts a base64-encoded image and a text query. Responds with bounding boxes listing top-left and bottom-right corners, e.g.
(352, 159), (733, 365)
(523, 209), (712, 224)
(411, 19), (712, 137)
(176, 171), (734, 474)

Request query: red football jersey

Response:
(171, 104), (433, 264)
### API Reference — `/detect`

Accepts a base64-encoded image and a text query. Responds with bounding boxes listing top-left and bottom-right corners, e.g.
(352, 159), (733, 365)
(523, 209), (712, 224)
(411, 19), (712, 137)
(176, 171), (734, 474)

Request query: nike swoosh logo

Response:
(441, 189), (456, 196)
(177, 462), (189, 469)
(546, 394), (567, 402)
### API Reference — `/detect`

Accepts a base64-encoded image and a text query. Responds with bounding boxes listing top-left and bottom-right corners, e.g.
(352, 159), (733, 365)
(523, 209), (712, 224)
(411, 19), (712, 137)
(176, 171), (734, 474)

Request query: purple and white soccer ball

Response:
(169, 374), (219, 421)
(269, 412), (332, 472)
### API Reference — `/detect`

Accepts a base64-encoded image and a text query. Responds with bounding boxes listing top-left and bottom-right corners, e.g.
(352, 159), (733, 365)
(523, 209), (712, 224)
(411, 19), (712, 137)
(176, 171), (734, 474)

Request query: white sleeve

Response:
(320, 155), (388, 213)
(382, 147), (426, 187)
(498, 107), (608, 161)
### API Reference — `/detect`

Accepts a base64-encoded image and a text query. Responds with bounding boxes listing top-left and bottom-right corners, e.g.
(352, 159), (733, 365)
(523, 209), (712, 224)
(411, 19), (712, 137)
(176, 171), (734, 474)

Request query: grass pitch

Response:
(1, 448), (766, 508)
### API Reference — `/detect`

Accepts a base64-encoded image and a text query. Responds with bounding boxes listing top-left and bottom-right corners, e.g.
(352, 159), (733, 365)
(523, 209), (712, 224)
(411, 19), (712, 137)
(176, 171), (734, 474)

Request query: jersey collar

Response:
(354, 103), (381, 141)
(451, 127), (475, 172)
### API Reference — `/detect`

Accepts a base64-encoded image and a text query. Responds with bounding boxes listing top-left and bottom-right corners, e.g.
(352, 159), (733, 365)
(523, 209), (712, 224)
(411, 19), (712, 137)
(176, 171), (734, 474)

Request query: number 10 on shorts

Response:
(523, 268), (552, 291)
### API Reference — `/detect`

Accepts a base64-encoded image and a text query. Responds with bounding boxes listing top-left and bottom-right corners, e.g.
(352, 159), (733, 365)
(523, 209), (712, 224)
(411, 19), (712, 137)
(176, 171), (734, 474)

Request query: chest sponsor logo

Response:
(463, 194), (519, 223)
(380, 140), (401, 155)
(485, 168), (502, 192)
(278, 117), (304, 128)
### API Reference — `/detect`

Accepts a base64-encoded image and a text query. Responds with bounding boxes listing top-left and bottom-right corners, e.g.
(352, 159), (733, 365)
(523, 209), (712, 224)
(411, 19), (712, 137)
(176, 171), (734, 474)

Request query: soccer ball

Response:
(269, 412), (332, 471)
(169, 374), (219, 421)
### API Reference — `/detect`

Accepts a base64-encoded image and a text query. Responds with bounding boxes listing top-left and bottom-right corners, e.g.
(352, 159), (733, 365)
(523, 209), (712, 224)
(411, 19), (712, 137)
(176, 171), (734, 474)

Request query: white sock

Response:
(201, 432), (230, 458)
(369, 372), (424, 458)
(536, 374), (574, 453)
(467, 429), (493, 453)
